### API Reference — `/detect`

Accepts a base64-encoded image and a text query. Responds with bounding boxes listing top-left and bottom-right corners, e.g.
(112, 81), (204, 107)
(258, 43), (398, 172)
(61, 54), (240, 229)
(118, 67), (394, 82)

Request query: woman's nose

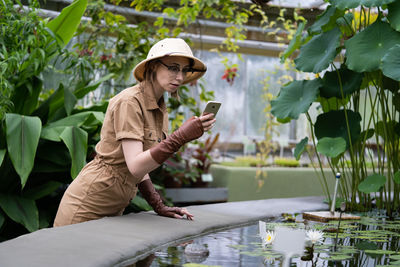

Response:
(176, 71), (184, 82)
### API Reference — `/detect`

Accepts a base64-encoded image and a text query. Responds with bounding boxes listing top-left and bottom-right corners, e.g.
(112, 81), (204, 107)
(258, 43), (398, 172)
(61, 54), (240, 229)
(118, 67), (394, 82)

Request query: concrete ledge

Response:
(0, 196), (328, 267)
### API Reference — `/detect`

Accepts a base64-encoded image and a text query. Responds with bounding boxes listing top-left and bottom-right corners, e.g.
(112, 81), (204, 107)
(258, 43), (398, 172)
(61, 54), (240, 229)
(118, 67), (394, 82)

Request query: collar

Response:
(140, 82), (166, 112)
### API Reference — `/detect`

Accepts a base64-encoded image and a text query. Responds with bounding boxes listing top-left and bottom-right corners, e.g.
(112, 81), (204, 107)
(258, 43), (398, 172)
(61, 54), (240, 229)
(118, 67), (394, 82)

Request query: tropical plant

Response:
(272, 0), (400, 215)
(0, 0), (115, 239)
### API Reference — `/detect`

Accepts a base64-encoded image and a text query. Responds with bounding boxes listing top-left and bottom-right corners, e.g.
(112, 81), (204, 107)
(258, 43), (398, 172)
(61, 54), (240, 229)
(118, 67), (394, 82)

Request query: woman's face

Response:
(155, 56), (190, 94)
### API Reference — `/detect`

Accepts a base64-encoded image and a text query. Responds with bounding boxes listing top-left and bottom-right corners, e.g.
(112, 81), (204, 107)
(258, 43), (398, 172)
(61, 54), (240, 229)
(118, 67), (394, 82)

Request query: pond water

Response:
(132, 213), (400, 267)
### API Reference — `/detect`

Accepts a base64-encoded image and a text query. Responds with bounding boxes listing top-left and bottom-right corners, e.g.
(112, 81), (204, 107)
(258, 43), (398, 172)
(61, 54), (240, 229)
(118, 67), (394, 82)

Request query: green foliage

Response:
(274, 157), (300, 167)
(274, 1), (400, 215)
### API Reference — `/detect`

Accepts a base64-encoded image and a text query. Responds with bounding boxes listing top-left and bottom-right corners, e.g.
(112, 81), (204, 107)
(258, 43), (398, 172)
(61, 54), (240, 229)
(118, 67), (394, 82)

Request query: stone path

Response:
(0, 196), (327, 267)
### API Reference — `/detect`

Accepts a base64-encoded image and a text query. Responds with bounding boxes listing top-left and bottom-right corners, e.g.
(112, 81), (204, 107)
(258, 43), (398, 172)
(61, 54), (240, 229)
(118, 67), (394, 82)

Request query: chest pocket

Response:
(143, 128), (157, 151)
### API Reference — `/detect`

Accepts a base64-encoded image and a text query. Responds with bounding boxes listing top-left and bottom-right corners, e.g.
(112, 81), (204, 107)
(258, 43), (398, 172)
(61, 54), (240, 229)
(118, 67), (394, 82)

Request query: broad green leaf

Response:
(382, 75), (400, 93)
(358, 174), (386, 193)
(23, 181), (62, 200)
(0, 194), (39, 232)
(6, 114), (42, 188)
(356, 241), (378, 250)
(45, 111), (103, 128)
(330, 0), (396, 9)
(294, 137), (308, 160)
(277, 117), (291, 124)
(375, 120), (398, 141)
(394, 171), (400, 184)
(316, 137), (347, 158)
(40, 126), (65, 142)
(0, 149), (5, 166)
(47, 0), (88, 46)
(280, 21), (305, 62)
(318, 95), (351, 112)
(11, 76), (42, 115)
(320, 67), (363, 98)
(314, 109), (362, 148)
(360, 129), (375, 140)
(64, 87), (77, 116)
(130, 196), (152, 211)
(345, 20), (400, 72)
(60, 126), (88, 178)
(74, 73), (114, 99)
(381, 44), (400, 81)
(308, 5), (345, 34)
(388, 0), (400, 31)
(295, 27), (341, 73)
(271, 79), (322, 119)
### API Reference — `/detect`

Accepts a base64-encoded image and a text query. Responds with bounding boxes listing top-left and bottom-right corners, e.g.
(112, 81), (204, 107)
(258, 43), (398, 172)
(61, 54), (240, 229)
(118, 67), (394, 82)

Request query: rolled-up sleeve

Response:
(113, 99), (144, 141)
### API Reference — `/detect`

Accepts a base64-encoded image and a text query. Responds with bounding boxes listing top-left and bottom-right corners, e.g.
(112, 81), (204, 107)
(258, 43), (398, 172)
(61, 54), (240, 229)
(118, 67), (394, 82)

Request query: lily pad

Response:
(345, 20), (400, 72)
(381, 44), (400, 81)
(364, 249), (396, 255)
(295, 27), (341, 73)
(321, 254), (353, 261)
(356, 241), (378, 250)
(314, 109), (362, 148)
(358, 174), (386, 193)
(316, 137), (347, 158)
(308, 5), (345, 34)
(271, 79), (321, 119)
(330, 0), (396, 9)
(388, 0), (400, 31)
(320, 67), (363, 98)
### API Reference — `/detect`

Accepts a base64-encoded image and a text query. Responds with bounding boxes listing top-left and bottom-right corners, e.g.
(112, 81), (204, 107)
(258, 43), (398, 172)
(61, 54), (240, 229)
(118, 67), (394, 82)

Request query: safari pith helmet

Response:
(133, 38), (207, 84)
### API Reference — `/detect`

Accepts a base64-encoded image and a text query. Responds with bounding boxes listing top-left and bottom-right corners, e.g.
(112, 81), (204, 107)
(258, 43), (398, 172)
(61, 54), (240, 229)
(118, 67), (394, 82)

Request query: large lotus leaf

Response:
(381, 44), (400, 81)
(6, 114), (42, 188)
(271, 79), (322, 119)
(314, 109), (362, 147)
(330, 0), (396, 9)
(318, 95), (351, 112)
(295, 27), (341, 73)
(280, 22), (305, 63)
(375, 120), (398, 140)
(320, 67), (363, 98)
(0, 194), (39, 232)
(388, 0), (400, 31)
(294, 137), (308, 160)
(308, 6), (345, 35)
(317, 137), (347, 158)
(382, 75), (400, 93)
(345, 20), (400, 72)
(60, 126), (87, 179)
(358, 174), (386, 193)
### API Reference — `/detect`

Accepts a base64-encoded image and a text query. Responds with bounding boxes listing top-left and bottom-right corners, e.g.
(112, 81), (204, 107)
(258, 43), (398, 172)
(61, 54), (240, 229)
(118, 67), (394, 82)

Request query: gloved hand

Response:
(150, 116), (204, 164)
(138, 179), (194, 220)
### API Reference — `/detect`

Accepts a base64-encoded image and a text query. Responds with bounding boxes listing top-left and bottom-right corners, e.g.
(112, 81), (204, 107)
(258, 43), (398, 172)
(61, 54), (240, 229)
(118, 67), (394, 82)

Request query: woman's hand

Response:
(199, 113), (216, 132)
(157, 206), (194, 220)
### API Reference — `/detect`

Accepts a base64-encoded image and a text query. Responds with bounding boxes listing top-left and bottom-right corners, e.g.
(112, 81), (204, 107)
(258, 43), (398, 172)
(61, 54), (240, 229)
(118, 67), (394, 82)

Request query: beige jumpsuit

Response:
(54, 84), (168, 226)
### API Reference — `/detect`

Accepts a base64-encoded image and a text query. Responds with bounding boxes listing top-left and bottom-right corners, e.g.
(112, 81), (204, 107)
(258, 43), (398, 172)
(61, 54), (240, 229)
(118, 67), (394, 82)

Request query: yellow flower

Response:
(265, 231), (276, 245)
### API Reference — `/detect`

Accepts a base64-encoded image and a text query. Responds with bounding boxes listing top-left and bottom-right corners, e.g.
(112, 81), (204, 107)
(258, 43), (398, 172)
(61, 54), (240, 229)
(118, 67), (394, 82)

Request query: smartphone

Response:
(203, 101), (221, 116)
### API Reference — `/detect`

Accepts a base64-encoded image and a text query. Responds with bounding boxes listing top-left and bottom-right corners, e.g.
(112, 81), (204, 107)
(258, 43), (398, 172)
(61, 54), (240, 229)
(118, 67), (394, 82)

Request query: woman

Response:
(54, 38), (215, 226)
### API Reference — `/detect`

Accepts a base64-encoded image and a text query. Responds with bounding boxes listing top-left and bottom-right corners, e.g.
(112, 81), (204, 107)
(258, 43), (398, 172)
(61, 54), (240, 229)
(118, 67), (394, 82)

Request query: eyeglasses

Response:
(158, 60), (193, 76)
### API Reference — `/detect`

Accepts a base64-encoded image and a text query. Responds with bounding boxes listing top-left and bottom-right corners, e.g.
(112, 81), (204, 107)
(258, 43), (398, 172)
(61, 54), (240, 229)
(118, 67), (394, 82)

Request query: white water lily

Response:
(259, 221), (275, 247)
(265, 230), (276, 245)
(306, 229), (324, 244)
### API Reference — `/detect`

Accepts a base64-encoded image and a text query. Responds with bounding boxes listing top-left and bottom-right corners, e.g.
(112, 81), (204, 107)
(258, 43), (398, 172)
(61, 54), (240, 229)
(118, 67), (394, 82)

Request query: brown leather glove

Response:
(138, 179), (184, 218)
(150, 116), (204, 164)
